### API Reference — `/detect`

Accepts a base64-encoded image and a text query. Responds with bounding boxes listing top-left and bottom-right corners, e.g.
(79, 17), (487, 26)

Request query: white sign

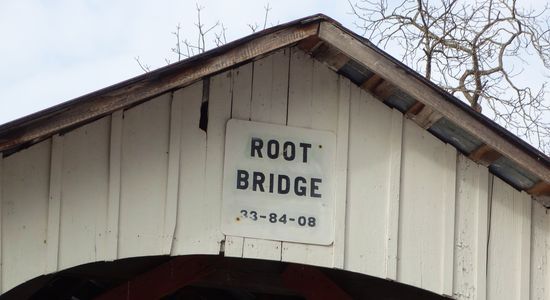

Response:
(221, 119), (336, 245)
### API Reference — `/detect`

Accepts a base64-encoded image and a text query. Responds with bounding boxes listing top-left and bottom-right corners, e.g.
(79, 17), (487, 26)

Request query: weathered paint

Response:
(1, 47), (550, 300)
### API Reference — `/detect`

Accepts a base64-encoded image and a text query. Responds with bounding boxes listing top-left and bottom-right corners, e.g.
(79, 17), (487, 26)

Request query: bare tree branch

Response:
(350, 0), (550, 152)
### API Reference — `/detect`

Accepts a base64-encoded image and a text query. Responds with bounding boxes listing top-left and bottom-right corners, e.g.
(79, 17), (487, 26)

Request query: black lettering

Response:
(300, 143), (312, 163)
(267, 140), (279, 159)
(253, 172), (265, 192)
(278, 175), (290, 194)
(283, 141), (296, 161)
(251, 138), (263, 158)
(236, 170), (249, 190)
(269, 173), (274, 193)
(310, 178), (322, 198)
(294, 176), (307, 196)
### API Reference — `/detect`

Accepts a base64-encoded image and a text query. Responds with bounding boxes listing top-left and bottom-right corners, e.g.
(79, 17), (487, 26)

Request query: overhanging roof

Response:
(2, 14), (550, 204)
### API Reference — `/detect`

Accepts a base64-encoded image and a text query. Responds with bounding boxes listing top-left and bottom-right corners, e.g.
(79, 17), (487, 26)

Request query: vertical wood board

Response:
(106, 111), (123, 261)
(332, 76), (351, 269)
(531, 199), (550, 300)
(453, 155), (489, 300)
(0, 154), (3, 292)
(282, 47), (340, 268)
(2, 140), (51, 291)
(224, 63), (256, 258)
(398, 119), (457, 294)
(239, 50), (291, 260)
(385, 109), (403, 280)
(344, 87), (402, 278)
(118, 93), (171, 258)
(161, 90), (185, 254)
(171, 81), (211, 255)
(46, 135), (63, 273)
(487, 177), (531, 300)
(58, 118), (110, 270)
(201, 71), (233, 254)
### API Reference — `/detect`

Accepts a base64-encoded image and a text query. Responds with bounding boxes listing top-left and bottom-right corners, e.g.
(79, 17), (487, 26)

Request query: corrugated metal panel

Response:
(337, 59), (373, 85)
(429, 117), (484, 154)
(490, 156), (539, 190)
(385, 89), (417, 112)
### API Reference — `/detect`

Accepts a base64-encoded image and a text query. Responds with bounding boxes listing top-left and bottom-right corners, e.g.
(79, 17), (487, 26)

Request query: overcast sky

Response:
(0, 0), (355, 125)
(1, 1), (549, 128)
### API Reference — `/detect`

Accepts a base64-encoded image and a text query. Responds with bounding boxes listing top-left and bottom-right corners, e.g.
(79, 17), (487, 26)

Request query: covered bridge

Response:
(0, 15), (549, 299)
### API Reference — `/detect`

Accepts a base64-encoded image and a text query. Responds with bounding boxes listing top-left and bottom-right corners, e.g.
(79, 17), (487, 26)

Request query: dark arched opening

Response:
(2, 255), (447, 299)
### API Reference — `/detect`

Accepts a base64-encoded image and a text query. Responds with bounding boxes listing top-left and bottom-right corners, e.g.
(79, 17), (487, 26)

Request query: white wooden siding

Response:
(531, 200), (550, 300)
(1, 47), (550, 300)
(58, 118), (110, 270)
(487, 177), (532, 300)
(2, 140), (51, 291)
(453, 155), (489, 300)
(281, 47), (346, 268)
(171, 81), (211, 255)
(398, 119), (457, 295)
(345, 86), (402, 279)
(118, 93), (171, 258)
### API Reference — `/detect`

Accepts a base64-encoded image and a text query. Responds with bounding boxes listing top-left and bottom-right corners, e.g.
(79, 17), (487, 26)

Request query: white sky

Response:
(1, 0), (549, 128)
(0, 0), (355, 125)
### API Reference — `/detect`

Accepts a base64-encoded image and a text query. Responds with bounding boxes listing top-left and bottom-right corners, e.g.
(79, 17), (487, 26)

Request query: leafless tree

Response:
(248, 4), (273, 32)
(136, 3), (273, 71)
(350, 0), (550, 151)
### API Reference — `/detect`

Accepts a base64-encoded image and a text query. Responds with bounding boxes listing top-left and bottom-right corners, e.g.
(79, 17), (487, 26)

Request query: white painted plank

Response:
(224, 63), (253, 258)
(531, 199), (550, 300)
(282, 47), (339, 268)
(171, 81), (213, 255)
(487, 177), (532, 300)
(0, 154), (3, 293)
(224, 236), (244, 258)
(106, 110), (123, 261)
(58, 117), (110, 270)
(286, 47), (313, 129)
(385, 109), (403, 280)
(453, 155), (489, 300)
(442, 143), (457, 296)
(332, 76), (351, 269)
(118, 93), (171, 258)
(398, 119), (457, 294)
(201, 71), (233, 254)
(344, 87), (401, 278)
(46, 135), (63, 273)
(231, 63), (253, 121)
(243, 239), (282, 261)
(251, 49), (289, 125)
(161, 91), (184, 254)
(239, 49), (291, 261)
(475, 175), (491, 300)
(2, 140), (50, 291)
(520, 191), (532, 300)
